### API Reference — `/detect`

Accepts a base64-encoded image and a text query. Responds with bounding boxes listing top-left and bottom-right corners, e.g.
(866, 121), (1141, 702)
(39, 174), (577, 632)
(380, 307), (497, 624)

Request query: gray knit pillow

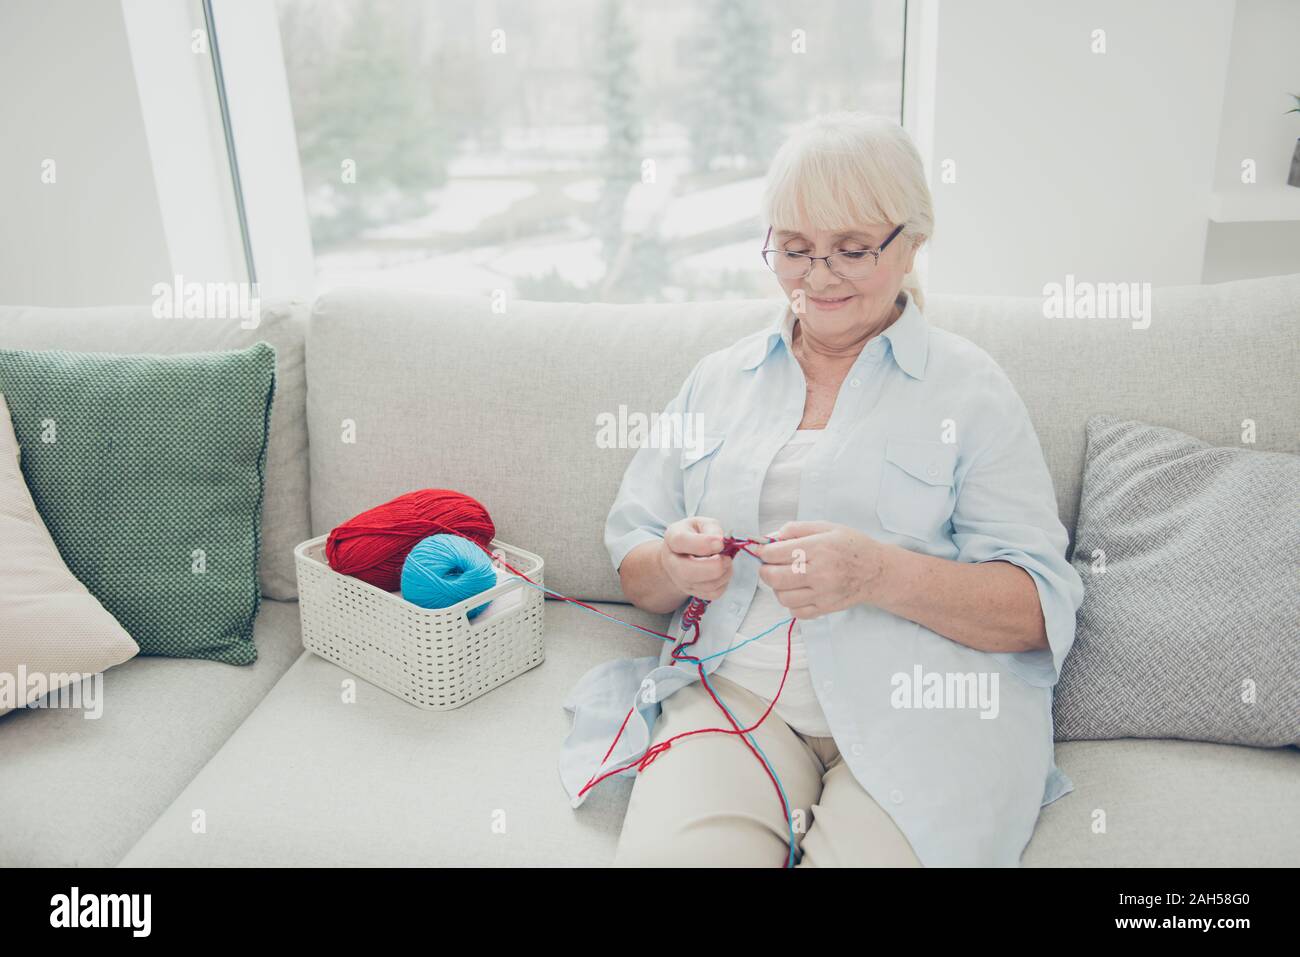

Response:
(1053, 415), (1300, 747)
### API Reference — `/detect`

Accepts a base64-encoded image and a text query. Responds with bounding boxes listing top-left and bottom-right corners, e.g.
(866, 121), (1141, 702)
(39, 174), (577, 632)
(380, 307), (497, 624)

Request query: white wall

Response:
(1203, 0), (1300, 282)
(0, 0), (249, 308)
(919, 0), (1237, 297)
(0, 0), (172, 306)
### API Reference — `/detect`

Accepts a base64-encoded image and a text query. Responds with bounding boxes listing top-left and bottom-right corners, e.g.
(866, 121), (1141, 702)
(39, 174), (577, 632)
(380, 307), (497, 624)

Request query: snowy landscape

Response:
(276, 0), (904, 302)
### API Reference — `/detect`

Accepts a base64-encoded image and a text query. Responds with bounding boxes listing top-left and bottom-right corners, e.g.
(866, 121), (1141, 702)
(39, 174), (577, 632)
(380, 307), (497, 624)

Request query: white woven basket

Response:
(293, 534), (545, 710)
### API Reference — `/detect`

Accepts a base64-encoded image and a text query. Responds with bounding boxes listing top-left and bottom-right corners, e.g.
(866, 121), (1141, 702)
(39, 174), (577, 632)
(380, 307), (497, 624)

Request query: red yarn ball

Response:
(325, 489), (496, 591)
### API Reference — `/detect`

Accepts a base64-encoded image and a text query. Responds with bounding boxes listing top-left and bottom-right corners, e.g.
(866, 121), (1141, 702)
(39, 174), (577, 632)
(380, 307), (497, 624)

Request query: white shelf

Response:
(1209, 187), (1300, 223)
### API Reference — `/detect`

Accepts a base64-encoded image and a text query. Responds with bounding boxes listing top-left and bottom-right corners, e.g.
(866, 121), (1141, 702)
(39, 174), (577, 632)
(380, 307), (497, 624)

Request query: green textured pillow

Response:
(0, 344), (276, 664)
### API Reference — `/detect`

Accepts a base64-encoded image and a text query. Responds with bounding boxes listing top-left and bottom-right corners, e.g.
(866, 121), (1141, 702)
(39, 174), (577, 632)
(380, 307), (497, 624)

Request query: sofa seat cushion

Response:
(1023, 737), (1300, 866)
(0, 599), (303, 866)
(120, 598), (672, 867)
(119, 599), (1300, 867)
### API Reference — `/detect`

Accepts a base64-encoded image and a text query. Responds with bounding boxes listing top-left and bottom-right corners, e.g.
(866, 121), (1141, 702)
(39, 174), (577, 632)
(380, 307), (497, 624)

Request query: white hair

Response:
(761, 112), (934, 310)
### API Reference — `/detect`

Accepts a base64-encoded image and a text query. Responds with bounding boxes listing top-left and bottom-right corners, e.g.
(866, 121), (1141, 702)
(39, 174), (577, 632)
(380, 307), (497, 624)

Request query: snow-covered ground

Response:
(311, 128), (772, 299)
(360, 179), (537, 239)
(315, 234), (608, 294)
(660, 177), (766, 239)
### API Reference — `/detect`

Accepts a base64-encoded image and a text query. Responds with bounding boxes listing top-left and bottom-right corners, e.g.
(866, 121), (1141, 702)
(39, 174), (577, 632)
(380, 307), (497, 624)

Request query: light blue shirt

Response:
(559, 291), (1086, 866)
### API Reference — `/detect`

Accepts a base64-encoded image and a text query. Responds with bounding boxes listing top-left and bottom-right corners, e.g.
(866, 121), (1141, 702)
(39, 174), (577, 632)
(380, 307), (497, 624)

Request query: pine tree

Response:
(283, 0), (451, 248)
(592, 0), (642, 273)
(684, 0), (778, 174)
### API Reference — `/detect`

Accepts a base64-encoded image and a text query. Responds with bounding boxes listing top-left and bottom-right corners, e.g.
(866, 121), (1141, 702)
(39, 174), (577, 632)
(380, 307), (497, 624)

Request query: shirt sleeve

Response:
(603, 357), (706, 575)
(948, 363), (1085, 688)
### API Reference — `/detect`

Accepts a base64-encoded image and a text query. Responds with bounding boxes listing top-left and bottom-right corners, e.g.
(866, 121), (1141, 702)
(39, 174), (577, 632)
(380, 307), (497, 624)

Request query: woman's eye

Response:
(783, 250), (809, 258)
(837, 251), (869, 260)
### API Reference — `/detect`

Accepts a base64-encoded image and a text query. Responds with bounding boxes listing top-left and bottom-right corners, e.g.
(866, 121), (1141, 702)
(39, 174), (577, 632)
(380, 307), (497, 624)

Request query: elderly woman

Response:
(558, 112), (1084, 867)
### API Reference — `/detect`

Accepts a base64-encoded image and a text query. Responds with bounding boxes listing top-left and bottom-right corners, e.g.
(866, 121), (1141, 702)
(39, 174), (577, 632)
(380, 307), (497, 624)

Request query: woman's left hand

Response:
(752, 520), (894, 619)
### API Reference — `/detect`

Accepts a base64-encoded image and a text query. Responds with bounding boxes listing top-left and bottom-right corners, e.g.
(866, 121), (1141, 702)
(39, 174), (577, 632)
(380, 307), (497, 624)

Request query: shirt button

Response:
(889, 788), (904, 804)
(850, 743), (863, 757)
(849, 376), (861, 388)
(729, 600), (741, 613)
(925, 463), (939, 478)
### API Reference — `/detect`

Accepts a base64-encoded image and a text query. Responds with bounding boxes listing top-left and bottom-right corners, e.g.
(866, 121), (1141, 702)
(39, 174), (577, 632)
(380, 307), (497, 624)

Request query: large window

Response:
(273, 0), (905, 301)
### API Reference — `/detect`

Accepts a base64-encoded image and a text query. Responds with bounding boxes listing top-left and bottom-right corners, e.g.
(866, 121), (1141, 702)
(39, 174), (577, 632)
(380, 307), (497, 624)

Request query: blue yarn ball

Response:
(400, 533), (497, 618)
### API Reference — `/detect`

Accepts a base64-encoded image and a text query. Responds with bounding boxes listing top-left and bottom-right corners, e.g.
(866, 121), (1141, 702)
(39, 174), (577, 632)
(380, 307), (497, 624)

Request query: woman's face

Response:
(772, 223), (918, 343)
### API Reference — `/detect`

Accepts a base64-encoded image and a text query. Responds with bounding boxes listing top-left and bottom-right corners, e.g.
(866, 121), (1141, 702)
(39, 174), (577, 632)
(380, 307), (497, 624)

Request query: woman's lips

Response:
(808, 294), (857, 310)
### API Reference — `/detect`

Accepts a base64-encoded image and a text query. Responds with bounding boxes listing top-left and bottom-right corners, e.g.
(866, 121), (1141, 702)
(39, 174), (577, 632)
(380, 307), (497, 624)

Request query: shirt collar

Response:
(739, 290), (929, 380)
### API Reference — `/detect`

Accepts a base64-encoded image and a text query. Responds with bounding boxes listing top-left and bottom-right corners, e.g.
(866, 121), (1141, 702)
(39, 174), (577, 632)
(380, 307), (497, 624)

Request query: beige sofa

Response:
(2, 274), (1297, 866)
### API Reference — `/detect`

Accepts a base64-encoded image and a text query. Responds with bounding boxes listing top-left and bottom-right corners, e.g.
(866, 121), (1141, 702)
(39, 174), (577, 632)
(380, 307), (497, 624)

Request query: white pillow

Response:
(0, 392), (138, 716)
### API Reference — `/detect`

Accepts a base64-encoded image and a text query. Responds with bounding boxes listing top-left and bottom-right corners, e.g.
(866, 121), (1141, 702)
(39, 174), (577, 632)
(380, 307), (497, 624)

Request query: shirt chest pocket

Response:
(875, 437), (958, 542)
(680, 432), (724, 517)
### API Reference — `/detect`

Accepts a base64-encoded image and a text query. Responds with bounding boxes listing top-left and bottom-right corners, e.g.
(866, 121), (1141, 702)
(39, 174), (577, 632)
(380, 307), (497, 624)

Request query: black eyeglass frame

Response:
(760, 223), (906, 279)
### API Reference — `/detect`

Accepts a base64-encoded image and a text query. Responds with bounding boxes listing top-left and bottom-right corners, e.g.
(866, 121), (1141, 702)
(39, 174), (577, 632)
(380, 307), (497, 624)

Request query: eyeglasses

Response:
(761, 224), (905, 280)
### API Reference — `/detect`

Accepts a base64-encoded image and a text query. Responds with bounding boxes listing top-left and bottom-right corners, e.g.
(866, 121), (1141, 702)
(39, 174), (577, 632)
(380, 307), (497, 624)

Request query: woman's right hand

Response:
(660, 516), (734, 601)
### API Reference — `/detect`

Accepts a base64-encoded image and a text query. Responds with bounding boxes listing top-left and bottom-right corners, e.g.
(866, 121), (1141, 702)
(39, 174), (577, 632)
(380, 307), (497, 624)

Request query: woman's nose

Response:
(804, 258), (843, 289)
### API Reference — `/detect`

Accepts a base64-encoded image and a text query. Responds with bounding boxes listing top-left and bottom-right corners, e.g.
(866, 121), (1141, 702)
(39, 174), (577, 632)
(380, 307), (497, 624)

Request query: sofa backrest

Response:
(305, 273), (1299, 604)
(305, 289), (771, 604)
(0, 301), (312, 600)
(926, 271), (1299, 542)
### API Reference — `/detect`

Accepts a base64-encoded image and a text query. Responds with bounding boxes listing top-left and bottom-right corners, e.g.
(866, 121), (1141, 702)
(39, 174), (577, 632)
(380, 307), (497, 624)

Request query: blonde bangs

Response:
(761, 112), (933, 244)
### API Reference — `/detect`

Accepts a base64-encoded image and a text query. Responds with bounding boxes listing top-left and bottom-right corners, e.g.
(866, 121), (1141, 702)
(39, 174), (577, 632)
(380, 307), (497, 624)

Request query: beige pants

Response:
(614, 672), (923, 867)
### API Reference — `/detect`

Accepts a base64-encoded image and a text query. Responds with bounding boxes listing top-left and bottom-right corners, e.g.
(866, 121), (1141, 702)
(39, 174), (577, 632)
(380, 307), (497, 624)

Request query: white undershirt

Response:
(714, 428), (834, 738)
